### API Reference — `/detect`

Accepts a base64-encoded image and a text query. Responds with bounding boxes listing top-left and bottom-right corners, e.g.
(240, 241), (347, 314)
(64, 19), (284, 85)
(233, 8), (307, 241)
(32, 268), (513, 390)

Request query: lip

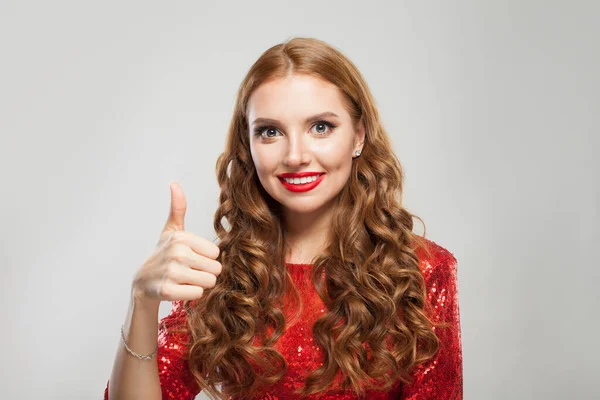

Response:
(278, 173), (326, 192)
(277, 172), (325, 178)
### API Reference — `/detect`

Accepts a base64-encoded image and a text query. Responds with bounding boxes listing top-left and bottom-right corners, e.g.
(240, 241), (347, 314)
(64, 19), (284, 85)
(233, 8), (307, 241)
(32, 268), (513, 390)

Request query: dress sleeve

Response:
(104, 300), (201, 400)
(400, 252), (464, 400)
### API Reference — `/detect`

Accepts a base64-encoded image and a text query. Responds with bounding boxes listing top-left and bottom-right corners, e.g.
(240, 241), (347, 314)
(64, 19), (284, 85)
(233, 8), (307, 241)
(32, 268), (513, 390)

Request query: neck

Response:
(282, 199), (335, 264)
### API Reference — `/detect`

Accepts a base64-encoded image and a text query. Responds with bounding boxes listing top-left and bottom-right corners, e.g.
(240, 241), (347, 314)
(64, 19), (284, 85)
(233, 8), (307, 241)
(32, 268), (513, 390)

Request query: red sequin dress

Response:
(104, 239), (462, 399)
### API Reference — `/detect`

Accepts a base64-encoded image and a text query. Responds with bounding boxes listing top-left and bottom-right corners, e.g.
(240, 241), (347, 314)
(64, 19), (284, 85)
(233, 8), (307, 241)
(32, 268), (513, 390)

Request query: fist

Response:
(131, 181), (222, 305)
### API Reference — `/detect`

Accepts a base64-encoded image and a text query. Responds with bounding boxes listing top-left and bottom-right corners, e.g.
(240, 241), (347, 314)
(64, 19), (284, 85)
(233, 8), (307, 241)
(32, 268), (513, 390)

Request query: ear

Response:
(353, 118), (366, 150)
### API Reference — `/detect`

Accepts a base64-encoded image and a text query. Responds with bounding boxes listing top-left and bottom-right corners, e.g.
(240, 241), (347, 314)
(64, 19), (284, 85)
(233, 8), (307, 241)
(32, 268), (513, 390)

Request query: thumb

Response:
(162, 181), (187, 233)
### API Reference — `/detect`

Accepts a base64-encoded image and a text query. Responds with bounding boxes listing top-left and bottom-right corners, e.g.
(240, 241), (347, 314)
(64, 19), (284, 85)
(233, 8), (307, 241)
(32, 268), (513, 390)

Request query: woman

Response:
(105, 37), (462, 399)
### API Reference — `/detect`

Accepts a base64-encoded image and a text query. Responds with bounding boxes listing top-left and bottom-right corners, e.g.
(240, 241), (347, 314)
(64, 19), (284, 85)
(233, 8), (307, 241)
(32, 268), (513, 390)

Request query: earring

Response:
(355, 149), (361, 157)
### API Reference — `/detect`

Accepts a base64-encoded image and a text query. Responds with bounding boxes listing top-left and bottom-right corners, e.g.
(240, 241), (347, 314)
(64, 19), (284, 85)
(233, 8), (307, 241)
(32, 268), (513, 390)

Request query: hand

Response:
(131, 181), (222, 306)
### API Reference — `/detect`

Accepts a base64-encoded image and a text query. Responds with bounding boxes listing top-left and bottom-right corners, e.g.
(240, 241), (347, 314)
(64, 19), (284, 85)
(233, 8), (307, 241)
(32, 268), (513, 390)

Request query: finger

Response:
(169, 242), (222, 276)
(162, 181), (187, 234)
(162, 283), (204, 301)
(186, 251), (223, 276)
(166, 231), (220, 262)
(186, 233), (221, 261)
(170, 266), (218, 289)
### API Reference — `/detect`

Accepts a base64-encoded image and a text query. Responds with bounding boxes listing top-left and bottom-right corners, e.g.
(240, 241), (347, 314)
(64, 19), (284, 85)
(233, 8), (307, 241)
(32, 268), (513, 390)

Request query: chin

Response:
(282, 202), (324, 214)
(279, 193), (339, 215)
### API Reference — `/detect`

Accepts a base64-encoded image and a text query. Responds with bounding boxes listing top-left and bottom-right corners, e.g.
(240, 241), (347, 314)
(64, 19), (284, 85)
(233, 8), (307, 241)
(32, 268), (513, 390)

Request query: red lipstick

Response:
(278, 172), (325, 193)
(278, 172), (324, 178)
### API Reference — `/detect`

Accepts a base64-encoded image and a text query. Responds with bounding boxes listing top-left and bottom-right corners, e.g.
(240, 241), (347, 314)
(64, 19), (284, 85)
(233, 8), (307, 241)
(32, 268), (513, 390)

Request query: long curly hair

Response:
(173, 37), (445, 399)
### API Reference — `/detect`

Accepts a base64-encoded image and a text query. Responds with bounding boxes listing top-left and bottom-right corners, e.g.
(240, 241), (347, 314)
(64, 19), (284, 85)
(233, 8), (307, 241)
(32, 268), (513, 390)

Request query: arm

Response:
(400, 252), (463, 400)
(104, 298), (200, 400)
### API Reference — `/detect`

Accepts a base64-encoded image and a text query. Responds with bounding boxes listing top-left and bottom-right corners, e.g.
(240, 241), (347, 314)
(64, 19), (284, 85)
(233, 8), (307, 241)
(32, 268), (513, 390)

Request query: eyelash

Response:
(253, 121), (338, 138)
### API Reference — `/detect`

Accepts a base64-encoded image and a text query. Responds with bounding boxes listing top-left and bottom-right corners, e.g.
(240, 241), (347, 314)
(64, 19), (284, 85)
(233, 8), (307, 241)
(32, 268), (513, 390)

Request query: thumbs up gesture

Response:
(131, 182), (222, 306)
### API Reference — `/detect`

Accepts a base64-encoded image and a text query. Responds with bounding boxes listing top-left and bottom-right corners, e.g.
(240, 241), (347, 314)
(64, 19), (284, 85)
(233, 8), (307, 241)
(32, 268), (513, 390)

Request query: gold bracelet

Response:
(120, 325), (159, 360)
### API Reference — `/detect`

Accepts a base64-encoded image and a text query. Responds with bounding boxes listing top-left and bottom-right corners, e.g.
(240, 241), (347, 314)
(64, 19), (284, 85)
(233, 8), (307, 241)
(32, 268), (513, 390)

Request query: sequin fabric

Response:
(104, 239), (462, 399)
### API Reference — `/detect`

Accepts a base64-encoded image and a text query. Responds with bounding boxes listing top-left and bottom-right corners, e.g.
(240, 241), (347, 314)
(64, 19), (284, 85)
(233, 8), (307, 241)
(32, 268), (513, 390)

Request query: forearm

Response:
(108, 291), (162, 400)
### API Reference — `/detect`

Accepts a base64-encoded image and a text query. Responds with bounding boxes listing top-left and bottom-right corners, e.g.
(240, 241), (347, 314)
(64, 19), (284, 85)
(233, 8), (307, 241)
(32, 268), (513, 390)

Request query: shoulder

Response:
(413, 238), (461, 325)
(414, 237), (458, 282)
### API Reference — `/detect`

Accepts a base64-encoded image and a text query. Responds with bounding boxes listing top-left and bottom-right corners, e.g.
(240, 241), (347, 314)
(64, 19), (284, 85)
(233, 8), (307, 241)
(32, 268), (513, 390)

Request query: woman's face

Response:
(247, 73), (364, 216)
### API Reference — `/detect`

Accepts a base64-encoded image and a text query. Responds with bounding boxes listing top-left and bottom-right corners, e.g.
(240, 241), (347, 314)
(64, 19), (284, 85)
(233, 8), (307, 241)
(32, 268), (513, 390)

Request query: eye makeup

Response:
(253, 120), (338, 138)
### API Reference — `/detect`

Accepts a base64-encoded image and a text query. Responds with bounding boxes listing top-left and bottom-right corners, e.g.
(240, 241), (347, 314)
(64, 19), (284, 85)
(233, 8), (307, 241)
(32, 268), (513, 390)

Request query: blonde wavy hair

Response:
(172, 37), (444, 399)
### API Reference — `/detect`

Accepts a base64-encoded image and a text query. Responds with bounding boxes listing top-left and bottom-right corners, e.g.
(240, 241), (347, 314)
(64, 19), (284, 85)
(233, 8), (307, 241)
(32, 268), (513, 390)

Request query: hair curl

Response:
(170, 37), (447, 399)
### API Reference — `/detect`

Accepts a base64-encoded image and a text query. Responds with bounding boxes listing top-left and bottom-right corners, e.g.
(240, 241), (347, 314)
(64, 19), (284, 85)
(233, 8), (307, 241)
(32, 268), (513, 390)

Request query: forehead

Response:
(247, 74), (348, 122)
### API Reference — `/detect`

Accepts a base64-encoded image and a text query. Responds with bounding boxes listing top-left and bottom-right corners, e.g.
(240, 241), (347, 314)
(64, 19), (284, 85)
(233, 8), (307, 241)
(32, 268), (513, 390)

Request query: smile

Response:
(278, 173), (325, 192)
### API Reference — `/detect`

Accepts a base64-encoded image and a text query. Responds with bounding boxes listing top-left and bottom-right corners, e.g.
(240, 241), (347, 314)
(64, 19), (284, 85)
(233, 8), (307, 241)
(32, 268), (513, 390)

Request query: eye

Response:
(253, 120), (338, 139)
(311, 121), (337, 135)
(253, 126), (280, 138)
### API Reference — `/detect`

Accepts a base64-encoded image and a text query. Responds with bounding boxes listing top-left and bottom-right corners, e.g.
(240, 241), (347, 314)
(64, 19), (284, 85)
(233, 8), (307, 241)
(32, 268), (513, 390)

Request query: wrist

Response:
(130, 286), (161, 310)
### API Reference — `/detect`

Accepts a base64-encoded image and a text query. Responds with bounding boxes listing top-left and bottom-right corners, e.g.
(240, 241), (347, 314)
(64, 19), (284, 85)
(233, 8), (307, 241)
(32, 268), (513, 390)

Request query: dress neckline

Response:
(285, 263), (313, 271)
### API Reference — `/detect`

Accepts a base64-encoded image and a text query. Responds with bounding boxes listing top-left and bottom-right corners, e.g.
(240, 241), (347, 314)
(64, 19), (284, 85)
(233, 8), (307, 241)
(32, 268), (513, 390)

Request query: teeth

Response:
(283, 175), (321, 184)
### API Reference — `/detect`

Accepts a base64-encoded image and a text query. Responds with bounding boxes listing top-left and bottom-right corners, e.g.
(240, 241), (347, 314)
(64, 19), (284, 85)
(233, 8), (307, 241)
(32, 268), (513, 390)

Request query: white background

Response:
(0, 1), (598, 399)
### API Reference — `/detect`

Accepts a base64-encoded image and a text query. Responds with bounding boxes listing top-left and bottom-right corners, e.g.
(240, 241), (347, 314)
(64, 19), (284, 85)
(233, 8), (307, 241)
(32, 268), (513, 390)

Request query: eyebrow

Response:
(251, 111), (340, 126)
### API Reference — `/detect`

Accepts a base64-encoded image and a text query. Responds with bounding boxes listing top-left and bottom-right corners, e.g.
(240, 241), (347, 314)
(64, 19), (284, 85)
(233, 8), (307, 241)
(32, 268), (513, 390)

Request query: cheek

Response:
(315, 143), (352, 171)
(252, 146), (278, 177)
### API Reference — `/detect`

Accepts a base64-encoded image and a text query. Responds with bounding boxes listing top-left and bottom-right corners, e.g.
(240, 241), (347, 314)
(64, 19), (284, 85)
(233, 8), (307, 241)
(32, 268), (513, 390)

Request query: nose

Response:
(282, 131), (310, 168)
